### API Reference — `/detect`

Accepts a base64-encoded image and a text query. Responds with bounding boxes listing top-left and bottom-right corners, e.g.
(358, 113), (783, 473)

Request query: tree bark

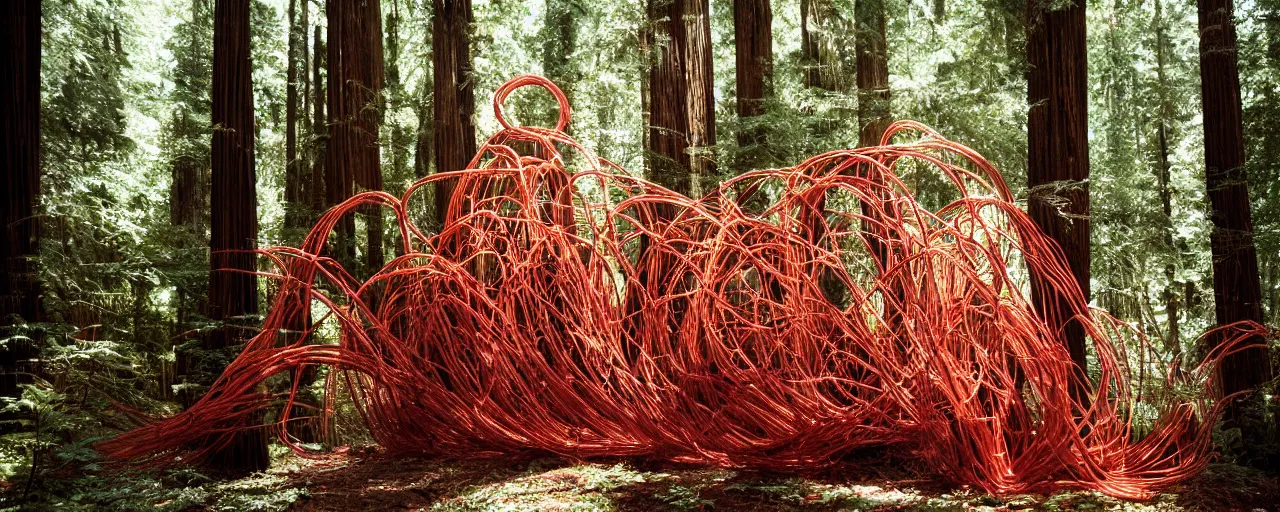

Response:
(541, 0), (577, 130)
(432, 0), (477, 229)
(208, 0), (267, 473)
(1026, 0), (1091, 384)
(801, 0), (849, 94)
(169, 0), (212, 407)
(311, 26), (326, 218)
(284, 0), (307, 234)
(645, 0), (716, 197)
(1195, 0), (1273, 422)
(855, 0), (890, 147)
(414, 82), (433, 181)
(1152, 0), (1180, 358)
(733, 0), (772, 174)
(0, 0), (42, 425)
(326, 0), (384, 274)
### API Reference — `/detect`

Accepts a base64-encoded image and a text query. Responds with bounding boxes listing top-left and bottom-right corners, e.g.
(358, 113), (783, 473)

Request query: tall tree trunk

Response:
(311, 26), (326, 219)
(800, 0), (849, 94)
(0, 0), (42, 430)
(855, 0), (890, 147)
(1026, 0), (1091, 389)
(1195, 0), (1273, 429)
(285, 0), (307, 234)
(541, 0), (577, 130)
(412, 0), (433, 184)
(645, 0), (716, 197)
(1152, 0), (1181, 359)
(640, 22), (651, 178)
(413, 82), (433, 180)
(326, 0), (384, 274)
(432, 0), (477, 229)
(283, 0), (317, 442)
(208, 0), (267, 473)
(629, 0), (716, 355)
(385, 0), (410, 203)
(732, 0), (772, 174)
(799, 0), (851, 306)
(170, 0), (212, 407)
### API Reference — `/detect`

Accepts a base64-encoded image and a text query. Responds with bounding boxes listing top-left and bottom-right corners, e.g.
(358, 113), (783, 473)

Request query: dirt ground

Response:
(267, 453), (1279, 512)
(6, 450), (1278, 511)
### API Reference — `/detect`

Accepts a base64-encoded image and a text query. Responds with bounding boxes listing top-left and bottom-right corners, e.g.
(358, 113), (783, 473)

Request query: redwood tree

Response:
(646, 0), (716, 196)
(432, 0), (477, 228)
(1026, 0), (1090, 384)
(311, 26), (326, 218)
(0, 0), (42, 419)
(284, 0), (309, 235)
(855, 0), (890, 147)
(629, 0), (716, 346)
(1152, 0), (1181, 356)
(800, 0), (849, 95)
(733, 0), (773, 174)
(326, 0), (385, 273)
(1195, 0), (1273, 422)
(207, 0), (267, 472)
(541, 0), (577, 129)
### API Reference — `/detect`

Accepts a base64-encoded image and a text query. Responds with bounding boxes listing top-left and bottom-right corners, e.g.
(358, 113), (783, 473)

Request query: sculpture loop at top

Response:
(492, 75), (572, 132)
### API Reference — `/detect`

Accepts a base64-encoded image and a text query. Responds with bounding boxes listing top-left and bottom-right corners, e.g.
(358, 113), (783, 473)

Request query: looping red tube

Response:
(493, 74), (572, 132)
(97, 75), (1271, 501)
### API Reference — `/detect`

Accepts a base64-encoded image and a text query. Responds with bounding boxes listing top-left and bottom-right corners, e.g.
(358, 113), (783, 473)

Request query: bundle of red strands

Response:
(99, 75), (1267, 499)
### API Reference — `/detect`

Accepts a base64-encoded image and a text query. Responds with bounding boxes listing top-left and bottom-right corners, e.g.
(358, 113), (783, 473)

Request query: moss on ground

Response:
(2, 449), (1276, 511)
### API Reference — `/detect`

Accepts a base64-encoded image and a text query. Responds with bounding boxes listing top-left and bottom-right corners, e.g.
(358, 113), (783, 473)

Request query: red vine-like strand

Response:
(99, 75), (1268, 500)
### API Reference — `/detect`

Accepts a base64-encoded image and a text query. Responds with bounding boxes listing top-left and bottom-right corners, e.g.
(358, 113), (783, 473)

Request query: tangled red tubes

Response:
(98, 75), (1271, 500)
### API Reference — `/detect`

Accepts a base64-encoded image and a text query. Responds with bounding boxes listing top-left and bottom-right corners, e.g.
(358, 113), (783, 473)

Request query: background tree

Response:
(800, 0), (852, 148)
(539, 0), (579, 130)
(1150, 0), (1183, 355)
(206, 0), (267, 472)
(1025, 0), (1091, 381)
(327, 0), (385, 274)
(1195, 0), (1273, 442)
(645, 0), (716, 196)
(0, 0), (42, 424)
(166, 0), (214, 404)
(284, 0), (310, 238)
(855, 0), (890, 147)
(732, 0), (773, 174)
(311, 25), (327, 223)
(432, 0), (477, 230)
(1245, 0), (1280, 329)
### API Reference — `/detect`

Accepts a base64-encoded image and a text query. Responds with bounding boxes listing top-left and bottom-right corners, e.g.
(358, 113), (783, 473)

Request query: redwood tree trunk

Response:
(284, 0), (316, 441)
(208, 0), (267, 472)
(629, 0), (716, 352)
(432, 0), (477, 229)
(284, 0), (307, 234)
(311, 26), (326, 218)
(326, 0), (384, 273)
(1025, 0), (1090, 384)
(646, 0), (716, 196)
(733, 0), (772, 174)
(0, 0), (42, 421)
(1195, 0), (1273, 421)
(1153, 0), (1181, 357)
(801, 0), (849, 94)
(855, 0), (890, 147)
(541, 0), (577, 130)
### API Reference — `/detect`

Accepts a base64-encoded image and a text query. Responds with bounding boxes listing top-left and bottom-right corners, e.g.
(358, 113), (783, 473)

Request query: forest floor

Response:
(4, 448), (1279, 511)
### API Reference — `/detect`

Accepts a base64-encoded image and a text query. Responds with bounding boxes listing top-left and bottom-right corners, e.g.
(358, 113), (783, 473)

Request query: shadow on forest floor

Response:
(4, 449), (1279, 511)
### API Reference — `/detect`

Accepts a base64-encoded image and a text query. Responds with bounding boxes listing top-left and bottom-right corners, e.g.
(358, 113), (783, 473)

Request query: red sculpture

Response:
(100, 75), (1266, 500)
